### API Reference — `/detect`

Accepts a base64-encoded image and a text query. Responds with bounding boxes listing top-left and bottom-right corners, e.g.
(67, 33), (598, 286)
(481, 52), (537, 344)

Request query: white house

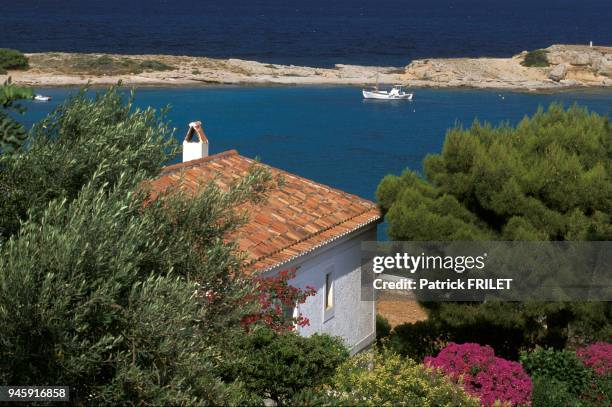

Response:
(150, 121), (381, 354)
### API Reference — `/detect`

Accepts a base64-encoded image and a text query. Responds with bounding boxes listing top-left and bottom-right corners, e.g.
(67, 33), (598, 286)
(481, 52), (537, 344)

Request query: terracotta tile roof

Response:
(149, 150), (382, 273)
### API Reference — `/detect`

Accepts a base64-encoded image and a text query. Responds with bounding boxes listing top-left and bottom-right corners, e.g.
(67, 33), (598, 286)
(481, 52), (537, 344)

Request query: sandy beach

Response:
(3, 44), (611, 91)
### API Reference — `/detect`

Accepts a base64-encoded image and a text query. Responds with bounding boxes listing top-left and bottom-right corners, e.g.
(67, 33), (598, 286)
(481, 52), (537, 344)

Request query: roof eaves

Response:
(253, 210), (382, 274)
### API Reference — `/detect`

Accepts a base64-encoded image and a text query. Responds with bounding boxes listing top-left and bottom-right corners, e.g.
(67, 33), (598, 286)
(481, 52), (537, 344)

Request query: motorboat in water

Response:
(34, 94), (52, 102)
(362, 84), (413, 100)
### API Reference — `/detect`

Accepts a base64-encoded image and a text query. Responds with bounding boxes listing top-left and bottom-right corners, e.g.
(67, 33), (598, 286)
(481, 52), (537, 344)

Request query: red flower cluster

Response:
(425, 343), (532, 406)
(577, 342), (612, 376)
(240, 268), (316, 332)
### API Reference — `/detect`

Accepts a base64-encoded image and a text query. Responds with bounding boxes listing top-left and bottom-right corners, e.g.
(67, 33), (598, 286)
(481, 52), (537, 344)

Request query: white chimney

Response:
(182, 121), (209, 162)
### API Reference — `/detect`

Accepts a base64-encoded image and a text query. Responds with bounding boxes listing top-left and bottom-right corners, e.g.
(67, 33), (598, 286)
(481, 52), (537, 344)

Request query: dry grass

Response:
(28, 53), (175, 75)
(377, 291), (428, 328)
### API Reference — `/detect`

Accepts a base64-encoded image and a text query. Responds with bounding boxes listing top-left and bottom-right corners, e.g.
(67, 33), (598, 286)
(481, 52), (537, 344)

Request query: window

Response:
(325, 272), (334, 310)
(323, 267), (335, 322)
(282, 302), (296, 320)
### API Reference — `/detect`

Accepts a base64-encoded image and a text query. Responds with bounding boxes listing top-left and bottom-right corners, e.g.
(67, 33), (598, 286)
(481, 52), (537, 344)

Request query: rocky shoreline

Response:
(2, 44), (611, 91)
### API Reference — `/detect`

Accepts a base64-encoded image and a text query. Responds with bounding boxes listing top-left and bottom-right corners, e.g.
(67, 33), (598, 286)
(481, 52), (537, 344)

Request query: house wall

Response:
(262, 224), (377, 354)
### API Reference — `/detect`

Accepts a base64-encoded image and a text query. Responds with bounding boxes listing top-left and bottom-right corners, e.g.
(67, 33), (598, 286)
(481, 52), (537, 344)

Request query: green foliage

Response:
(0, 78), (33, 110)
(522, 49), (550, 67)
(0, 48), (29, 74)
(0, 86), (175, 239)
(377, 104), (612, 354)
(520, 348), (590, 395)
(376, 314), (391, 341)
(531, 377), (583, 407)
(0, 110), (27, 154)
(587, 373), (612, 405)
(388, 320), (446, 362)
(327, 348), (479, 406)
(290, 388), (350, 406)
(223, 327), (349, 405)
(57, 55), (175, 75)
(0, 171), (269, 404)
(378, 104), (612, 242)
(523, 348), (612, 406)
(0, 86), (280, 404)
(140, 59), (174, 71)
(0, 78), (33, 154)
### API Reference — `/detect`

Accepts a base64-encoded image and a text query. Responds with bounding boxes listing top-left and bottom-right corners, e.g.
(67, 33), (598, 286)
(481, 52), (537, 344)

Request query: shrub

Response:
(425, 343), (532, 406)
(520, 347), (590, 395)
(577, 342), (612, 376)
(140, 59), (174, 71)
(0, 49), (29, 73)
(531, 377), (583, 407)
(240, 268), (316, 332)
(329, 348), (479, 406)
(228, 328), (349, 405)
(376, 314), (391, 341)
(389, 320), (447, 361)
(289, 388), (348, 406)
(59, 55), (174, 75)
(522, 49), (550, 67)
(0, 87), (176, 238)
(576, 343), (612, 405)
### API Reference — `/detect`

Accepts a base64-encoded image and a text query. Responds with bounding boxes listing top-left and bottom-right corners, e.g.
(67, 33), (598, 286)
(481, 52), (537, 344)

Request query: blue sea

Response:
(5, 1), (612, 237)
(21, 87), (612, 203)
(2, 0), (611, 67)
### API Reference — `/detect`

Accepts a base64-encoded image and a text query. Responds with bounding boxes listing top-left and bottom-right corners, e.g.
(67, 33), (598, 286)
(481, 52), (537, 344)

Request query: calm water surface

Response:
(21, 86), (611, 202)
(2, 0), (611, 66)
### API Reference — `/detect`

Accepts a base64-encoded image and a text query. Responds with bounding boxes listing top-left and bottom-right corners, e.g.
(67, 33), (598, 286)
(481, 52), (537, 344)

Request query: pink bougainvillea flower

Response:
(425, 342), (532, 406)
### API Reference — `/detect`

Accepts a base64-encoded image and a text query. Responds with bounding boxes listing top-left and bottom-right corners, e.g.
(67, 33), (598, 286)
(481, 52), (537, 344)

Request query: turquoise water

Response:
(22, 87), (611, 203)
(20, 86), (612, 239)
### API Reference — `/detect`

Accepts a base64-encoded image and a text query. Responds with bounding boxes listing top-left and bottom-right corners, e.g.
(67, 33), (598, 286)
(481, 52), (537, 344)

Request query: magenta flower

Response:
(576, 342), (612, 376)
(425, 343), (532, 406)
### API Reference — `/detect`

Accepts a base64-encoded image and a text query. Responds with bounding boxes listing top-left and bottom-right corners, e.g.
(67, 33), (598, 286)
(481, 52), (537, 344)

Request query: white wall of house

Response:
(263, 224), (377, 354)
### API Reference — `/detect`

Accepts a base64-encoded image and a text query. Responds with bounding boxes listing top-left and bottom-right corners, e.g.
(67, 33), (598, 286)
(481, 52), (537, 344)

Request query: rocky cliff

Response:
(402, 44), (612, 90)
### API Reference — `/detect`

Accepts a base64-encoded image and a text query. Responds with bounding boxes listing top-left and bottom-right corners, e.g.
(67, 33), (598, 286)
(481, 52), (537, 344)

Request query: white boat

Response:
(362, 85), (413, 100)
(34, 94), (52, 102)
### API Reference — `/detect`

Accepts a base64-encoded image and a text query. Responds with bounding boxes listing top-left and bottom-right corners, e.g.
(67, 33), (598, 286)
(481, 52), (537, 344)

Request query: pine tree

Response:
(377, 104), (612, 356)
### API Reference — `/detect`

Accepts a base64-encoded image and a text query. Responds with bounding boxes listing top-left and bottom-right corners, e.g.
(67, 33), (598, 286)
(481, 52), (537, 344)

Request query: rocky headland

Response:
(3, 44), (611, 91)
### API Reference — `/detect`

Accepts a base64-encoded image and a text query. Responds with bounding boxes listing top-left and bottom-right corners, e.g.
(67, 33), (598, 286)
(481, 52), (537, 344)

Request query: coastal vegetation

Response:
(376, 103), (611, 405)
(0, 48), (28, 74)
(1, 84), (610, 406)
(27, 53), (174, 76)
(0, 87), (347, 404)
(324, 348), (479, 406)
(522, 49), (550, 67)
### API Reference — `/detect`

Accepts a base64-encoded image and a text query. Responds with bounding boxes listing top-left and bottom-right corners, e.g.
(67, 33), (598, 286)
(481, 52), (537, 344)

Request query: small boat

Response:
(362, 84), (413, 100)
(34, 94), (52, 102)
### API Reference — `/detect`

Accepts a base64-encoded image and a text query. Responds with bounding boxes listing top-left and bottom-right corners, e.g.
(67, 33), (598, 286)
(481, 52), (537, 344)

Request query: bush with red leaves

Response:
(240, 268), (316, 332)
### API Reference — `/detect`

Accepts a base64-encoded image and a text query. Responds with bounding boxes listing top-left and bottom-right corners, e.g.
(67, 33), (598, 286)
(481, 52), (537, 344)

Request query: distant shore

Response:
(3, 44), (611, 91)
